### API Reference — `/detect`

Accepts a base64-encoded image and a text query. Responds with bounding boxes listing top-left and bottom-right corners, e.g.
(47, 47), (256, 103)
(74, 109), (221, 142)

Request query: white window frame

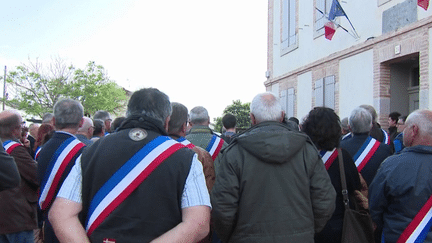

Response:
(314, 0), (332, 37)
(281, 0), (298, 55)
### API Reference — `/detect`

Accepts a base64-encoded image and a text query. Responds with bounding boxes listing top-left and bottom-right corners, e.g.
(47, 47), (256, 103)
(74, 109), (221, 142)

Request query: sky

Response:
(1, 0), (268, 121)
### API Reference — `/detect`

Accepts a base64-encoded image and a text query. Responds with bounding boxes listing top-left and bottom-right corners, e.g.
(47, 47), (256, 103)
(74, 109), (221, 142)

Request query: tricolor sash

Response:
(39, 137), (85, 211)
(206, 135), (224, 161)
(353, 136), (380, 172)
(176, 137), (195, 149)
(342, 132), (352, 141)
(396, 195), (432, 243)
(320, 148), (339, 170)
(382, 128), (390, 145)
(35, 146), (42, 160)
(85, 136), (185, 236)
(3, 140), (22, 154)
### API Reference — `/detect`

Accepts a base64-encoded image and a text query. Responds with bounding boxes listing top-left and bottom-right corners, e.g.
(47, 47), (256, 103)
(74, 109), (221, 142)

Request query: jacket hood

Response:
(233, 121), (309, 164)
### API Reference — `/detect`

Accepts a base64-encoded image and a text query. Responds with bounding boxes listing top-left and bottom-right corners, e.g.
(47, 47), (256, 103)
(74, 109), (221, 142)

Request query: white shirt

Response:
(57, 153), (211, 209)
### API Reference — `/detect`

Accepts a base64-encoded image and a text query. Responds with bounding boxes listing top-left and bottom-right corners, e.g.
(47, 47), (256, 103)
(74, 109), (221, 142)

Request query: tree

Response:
(213, 100), (251, 133)
(4, 58), (128, 117)
(68, 61), (128, 116)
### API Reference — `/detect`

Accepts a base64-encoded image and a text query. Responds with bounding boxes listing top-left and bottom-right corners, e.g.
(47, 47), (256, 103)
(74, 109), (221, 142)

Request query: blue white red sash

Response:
(39, 137), (85, 211)
(3, 140), (22, 154)
(206, 135), (224, 161)
(382, 128), (390, 145)
(342, 132), (352, 141)
(396, 195), (432, 243)
(320, 148), (339, 170)
(85, 136), (185, 236)
(353, 136), (380, 172)
(35, 146), (42, 160)
(176, 137), (195, 149)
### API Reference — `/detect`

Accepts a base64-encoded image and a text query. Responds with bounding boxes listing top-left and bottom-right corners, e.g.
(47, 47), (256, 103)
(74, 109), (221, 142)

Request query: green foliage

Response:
(213, 100), (251, 133)
(4, 59), (128, 117)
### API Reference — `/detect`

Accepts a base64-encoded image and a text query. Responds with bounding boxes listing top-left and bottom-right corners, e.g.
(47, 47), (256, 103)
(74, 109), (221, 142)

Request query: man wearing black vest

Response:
(49, 88), (211, 242)
(37, 99), (86, 243)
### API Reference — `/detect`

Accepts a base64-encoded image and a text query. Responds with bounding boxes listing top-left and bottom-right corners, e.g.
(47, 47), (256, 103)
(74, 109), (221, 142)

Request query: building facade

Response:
(265, 0), (432, 127)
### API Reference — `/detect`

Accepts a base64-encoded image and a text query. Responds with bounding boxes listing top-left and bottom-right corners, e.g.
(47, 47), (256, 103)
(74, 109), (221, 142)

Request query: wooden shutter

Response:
(287, 88), (295, 118)
(324, 76), (335, 109)
(315, 78), (324, 107)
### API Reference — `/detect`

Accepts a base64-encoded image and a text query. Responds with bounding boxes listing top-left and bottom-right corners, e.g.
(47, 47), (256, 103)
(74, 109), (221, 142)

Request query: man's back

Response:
(80, 128), (195, 242)
(369, 145), (432, 242)
(340, 133), (392, 185)
(0, 141), (38, 235)
(211, 121), (336, 243)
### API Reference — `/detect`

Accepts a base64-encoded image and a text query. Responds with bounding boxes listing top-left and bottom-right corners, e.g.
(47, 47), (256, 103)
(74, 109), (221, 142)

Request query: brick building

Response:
(265, 0), (432, 127)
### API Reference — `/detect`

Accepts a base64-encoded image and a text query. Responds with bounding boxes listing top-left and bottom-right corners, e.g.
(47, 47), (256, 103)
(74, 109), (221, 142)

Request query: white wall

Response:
(272, 0), (380, 78)
(272, 0), (432, 80)
(339, 50), (374, 119)
(297, 71), (312, 120)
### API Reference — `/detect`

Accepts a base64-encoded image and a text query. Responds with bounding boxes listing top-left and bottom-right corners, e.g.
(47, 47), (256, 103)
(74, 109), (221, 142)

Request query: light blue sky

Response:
(1, 1), (268, 119)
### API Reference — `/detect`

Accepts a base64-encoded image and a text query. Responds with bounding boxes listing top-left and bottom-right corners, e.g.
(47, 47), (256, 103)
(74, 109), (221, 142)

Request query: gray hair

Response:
(42, 113), (54, 124)
(349, 107), (373, 133)
(168, 102), (188, 134)
(126, 88), (172, 127)
(359, 104), (377, 122)
(78, 117), (93, 132)
(341, 117), (349, 130)
(189, 106), (209, 124)
(93, 110), (111, 121)
(250, 92), (283, 123)
(53, 99), (84, 129)
(405, 110), (432, 137)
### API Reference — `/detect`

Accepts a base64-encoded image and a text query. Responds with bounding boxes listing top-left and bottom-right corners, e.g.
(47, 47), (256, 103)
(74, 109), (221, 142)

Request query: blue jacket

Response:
(369, 145), (432, 242)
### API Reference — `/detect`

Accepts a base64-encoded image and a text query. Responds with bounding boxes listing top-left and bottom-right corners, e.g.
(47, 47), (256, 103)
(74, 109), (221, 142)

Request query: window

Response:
(281, 0), (297, 54)
(314, 76), (335, 109)
(281, 88), (295, 118)
(315, 0), (332, 34)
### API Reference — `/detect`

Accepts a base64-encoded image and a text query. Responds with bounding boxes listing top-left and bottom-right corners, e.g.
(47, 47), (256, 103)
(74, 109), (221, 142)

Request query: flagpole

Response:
(315, 7), (358, 39)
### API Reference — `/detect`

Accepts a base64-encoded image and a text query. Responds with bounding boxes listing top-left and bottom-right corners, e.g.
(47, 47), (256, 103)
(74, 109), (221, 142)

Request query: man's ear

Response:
(279, 111), (285, 123)
(78, 118), (84, 128)
(250, 113), (257, 125)
(164, 116), (171, 132)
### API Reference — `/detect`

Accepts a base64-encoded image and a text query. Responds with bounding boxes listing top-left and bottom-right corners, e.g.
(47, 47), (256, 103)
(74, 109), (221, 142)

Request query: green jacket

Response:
(186, 125), (228, 159)
(211, 121), (336, 243)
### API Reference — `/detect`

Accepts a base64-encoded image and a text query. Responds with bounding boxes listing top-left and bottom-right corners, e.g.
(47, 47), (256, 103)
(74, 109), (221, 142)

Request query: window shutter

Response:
(315, 0), (325, 31)
(289, 0), (296, 45)
(315, 79), (324, 107)
(287, 88), (295, 118)
(324, 76), (335, 109)
(281, 0), (289, 50)
(280, 89), (288, 113)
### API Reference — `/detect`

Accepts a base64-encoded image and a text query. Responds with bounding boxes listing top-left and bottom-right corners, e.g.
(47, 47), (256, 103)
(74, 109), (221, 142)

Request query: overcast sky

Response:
(1, 1), (268, 120)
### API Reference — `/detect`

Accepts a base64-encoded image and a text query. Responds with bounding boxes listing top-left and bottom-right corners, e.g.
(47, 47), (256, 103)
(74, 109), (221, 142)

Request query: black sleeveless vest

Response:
(79, 128), (194, 242)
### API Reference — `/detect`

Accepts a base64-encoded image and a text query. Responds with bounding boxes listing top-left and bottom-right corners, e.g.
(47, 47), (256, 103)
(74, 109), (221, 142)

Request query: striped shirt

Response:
(57, 154), (211, 209)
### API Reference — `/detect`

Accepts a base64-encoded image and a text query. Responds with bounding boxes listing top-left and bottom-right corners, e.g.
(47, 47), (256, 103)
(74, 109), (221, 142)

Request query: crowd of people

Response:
(0, 87), (431, 243)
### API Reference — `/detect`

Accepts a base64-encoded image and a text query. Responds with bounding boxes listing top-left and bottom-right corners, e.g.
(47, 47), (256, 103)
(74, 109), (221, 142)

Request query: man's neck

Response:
(225, 128), (236, 133)
(57, 128), (78, 135)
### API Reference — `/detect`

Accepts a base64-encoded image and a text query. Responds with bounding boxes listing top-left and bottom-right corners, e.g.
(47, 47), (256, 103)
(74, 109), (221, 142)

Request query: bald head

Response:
(250, 92), (284, 124)
(77, 117), (94, 139)
(0, 110), (23, 139)
(403, 110), (432, 147)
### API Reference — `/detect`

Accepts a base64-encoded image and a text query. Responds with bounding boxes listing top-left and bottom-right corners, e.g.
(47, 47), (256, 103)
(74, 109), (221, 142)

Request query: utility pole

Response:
(3, 66), (6, 111)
